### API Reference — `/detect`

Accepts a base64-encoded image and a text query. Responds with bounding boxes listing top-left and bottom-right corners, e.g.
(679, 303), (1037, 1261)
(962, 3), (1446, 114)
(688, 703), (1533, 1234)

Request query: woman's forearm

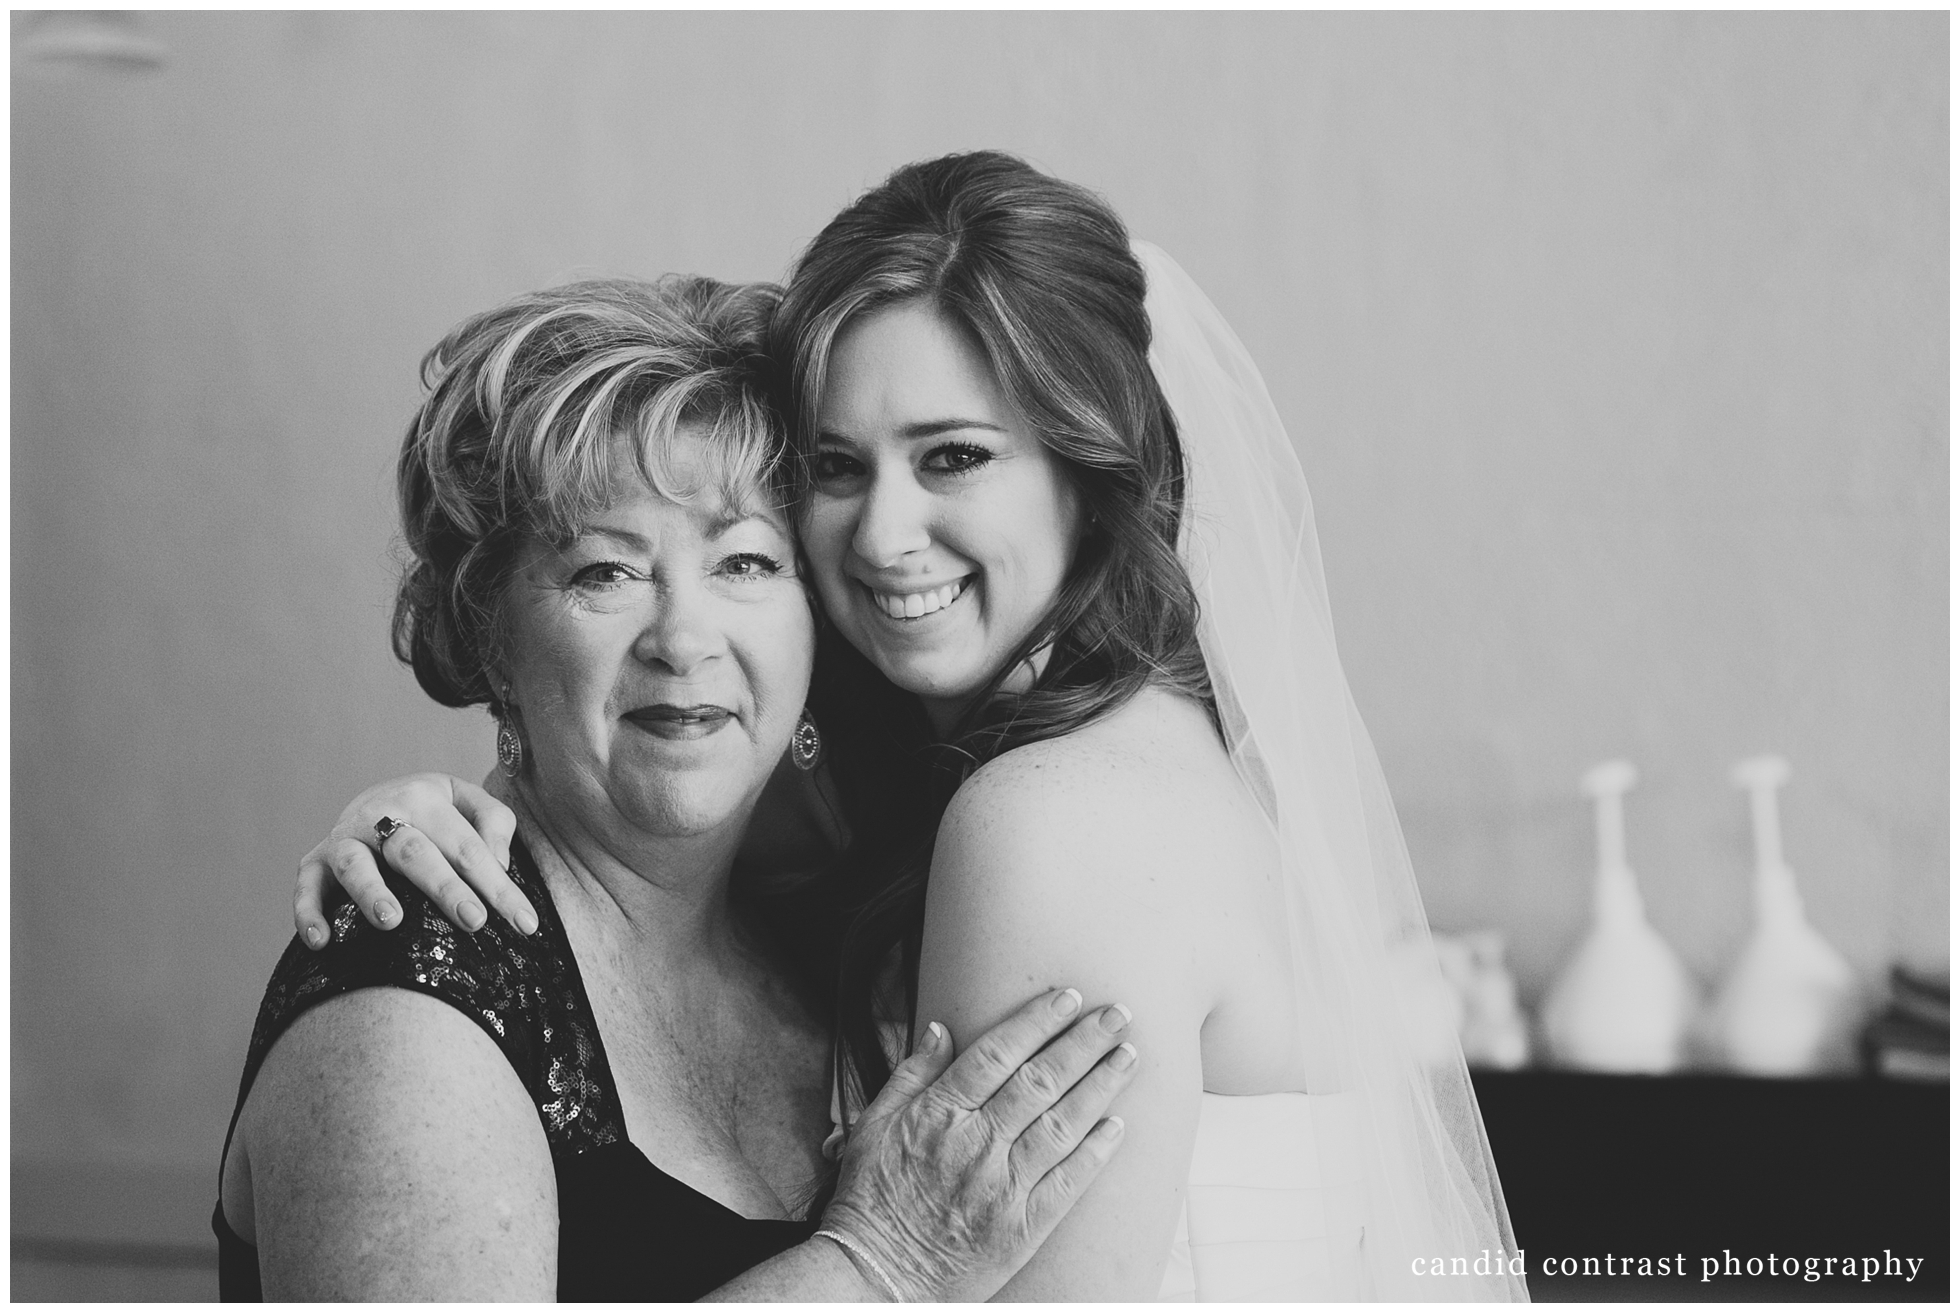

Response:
(699, 1235), (883, 1302)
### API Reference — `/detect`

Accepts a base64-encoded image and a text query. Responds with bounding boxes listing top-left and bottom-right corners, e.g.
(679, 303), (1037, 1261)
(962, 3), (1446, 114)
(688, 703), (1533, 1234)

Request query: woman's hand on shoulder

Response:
(809, 988), (1138, 1302)
(294, 773), (533, 949)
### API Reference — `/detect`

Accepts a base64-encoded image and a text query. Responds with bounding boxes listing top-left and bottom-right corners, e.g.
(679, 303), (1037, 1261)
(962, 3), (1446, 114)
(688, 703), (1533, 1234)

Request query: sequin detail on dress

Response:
(236, 839), (621, 1157)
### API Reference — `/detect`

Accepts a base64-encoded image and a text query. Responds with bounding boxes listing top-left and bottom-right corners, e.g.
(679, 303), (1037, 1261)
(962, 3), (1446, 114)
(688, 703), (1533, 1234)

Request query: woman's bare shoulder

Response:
(244, 985), (539, 1124)
(232, 987), (555, 1298)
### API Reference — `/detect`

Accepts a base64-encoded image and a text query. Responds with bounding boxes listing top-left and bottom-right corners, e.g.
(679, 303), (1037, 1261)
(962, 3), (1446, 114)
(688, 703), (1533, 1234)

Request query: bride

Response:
(298, 151), (1525, 1300)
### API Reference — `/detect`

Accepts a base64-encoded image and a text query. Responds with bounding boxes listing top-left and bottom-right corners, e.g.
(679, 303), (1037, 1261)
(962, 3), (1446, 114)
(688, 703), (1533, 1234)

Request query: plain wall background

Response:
(11, 8), (1946, 1250)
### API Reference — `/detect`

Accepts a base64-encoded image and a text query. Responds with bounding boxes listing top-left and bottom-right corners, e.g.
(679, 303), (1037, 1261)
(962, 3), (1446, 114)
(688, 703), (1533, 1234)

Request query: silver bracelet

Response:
(813, 1227), (908, 1302)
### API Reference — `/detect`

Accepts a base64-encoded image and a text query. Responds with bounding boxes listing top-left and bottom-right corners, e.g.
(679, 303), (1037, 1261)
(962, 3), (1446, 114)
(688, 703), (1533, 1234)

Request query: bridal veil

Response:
(1137, 241), (1527, 1301)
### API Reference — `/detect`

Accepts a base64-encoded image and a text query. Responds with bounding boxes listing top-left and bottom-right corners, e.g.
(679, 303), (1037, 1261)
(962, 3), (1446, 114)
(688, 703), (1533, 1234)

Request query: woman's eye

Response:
(570, 560), (635, 589)
(719, 552), (785, 581)
(924, 443), (994, 476)
(810, 449), (866, 483)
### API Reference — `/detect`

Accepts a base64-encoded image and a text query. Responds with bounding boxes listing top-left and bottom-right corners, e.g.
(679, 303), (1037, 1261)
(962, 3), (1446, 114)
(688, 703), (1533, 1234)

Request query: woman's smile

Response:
(621, 701), (738, 741)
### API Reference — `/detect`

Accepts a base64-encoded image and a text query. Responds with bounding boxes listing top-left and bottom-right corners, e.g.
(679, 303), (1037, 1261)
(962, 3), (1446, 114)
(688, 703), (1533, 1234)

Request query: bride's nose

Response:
(850, 468), (933, 567)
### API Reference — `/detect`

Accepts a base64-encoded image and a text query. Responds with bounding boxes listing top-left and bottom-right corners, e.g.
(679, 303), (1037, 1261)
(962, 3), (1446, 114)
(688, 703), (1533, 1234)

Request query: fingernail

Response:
(1101, 1003), (1132, 1033)
(374, 899), (399, 926)
(1098, 1116), (1126, 1139)
(459, 899), (486, 931)
(1110, 1042), (1138, 1071)
(1054, 987), (1082, 1017)
(303, 926), (325, 949)
(926, 1021), (947, 1051)
(516, 908), (539, 936)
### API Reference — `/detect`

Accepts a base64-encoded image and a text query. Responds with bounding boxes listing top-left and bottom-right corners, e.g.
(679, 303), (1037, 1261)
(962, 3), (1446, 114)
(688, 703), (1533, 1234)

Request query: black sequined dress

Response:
(212, 838), (819, 1300)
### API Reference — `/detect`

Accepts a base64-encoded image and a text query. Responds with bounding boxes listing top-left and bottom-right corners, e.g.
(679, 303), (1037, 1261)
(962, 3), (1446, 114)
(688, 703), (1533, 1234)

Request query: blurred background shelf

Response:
(10, 1161), (218, 1301)
(1472, 1070), (1948, 1301)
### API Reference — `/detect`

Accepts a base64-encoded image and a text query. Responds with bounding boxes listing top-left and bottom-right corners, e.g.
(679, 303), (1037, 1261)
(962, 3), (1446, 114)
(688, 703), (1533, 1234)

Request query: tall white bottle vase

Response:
(1542, 760), (1699, 1073)
(1708, 755), (1860, 1075)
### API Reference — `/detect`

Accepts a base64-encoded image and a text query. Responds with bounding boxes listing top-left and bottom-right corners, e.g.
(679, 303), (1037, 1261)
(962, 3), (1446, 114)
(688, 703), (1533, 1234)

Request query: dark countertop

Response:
(1471, 1069), (1947, 1301)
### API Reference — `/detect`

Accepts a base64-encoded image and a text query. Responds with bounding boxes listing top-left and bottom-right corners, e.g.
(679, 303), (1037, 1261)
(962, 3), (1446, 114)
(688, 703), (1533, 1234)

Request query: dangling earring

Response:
(791, 707), (822, 772)
(496, 687), (524, 777)
(497, 719), (524, 777)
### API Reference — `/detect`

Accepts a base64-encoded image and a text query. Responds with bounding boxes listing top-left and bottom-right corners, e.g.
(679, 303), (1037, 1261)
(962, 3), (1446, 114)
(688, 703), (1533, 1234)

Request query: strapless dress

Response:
(833, 1033), (1371, 1300)
(1157, 1091), (1370, 1301)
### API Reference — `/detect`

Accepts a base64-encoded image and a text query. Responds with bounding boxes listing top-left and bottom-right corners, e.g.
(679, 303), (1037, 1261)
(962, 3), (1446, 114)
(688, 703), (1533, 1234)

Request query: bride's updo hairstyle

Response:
(772, 151), (1215, 1101)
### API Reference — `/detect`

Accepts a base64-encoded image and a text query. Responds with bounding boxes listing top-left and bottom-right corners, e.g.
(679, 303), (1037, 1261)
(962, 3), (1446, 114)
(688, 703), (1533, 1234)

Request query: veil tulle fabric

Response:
(1137, 242), (1527, 1301)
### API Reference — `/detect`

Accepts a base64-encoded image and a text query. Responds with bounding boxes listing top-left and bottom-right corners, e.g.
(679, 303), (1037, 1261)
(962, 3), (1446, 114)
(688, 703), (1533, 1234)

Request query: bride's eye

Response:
(811, 449), (866, 485)
(923, 443), (994, 476)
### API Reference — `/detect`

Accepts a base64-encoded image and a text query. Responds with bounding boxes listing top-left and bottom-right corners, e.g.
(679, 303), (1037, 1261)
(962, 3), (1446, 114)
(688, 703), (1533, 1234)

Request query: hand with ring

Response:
(294, 774), (531, 949)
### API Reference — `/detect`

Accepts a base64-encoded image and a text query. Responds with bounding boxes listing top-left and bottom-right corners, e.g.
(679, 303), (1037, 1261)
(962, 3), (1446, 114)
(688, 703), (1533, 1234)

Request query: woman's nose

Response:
(851, 469), (932, 567)
(633, 581), (721, 675)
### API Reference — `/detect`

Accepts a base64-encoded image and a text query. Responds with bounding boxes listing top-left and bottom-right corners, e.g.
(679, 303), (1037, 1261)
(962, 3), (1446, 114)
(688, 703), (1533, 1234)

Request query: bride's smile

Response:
(803, 299), (1082, 729)
(864, 573), (971, 620)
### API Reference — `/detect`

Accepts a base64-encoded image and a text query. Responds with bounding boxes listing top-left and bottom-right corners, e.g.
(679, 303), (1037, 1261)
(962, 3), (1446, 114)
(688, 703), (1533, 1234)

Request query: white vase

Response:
(1708, 756), (1860, 1075)
(1447, 931), (1532, 1070)
(1542, 760), (1699, 1073)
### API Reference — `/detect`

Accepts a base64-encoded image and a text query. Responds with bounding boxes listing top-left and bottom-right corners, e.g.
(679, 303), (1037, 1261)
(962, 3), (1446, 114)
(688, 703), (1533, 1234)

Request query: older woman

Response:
(215, 276), (1137, 1301)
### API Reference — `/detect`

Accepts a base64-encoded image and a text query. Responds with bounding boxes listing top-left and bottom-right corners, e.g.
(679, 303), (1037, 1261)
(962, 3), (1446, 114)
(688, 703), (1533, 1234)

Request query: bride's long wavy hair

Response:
(771, 151), (1216, 1106)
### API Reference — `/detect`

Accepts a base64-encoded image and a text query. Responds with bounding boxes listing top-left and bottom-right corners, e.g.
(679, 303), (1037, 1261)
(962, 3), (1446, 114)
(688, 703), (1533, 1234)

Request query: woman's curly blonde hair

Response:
(391, 275), (788, 709)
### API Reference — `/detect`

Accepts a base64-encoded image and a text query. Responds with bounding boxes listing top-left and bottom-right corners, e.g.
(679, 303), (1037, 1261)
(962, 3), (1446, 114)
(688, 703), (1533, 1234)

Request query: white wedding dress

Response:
(834, 1073), (1373, 1300)
(1157, 1093), (1370, 1301)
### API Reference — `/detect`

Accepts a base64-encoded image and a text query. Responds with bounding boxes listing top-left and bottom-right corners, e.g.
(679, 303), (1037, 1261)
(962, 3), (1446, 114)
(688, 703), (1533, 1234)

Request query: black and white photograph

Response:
(11, 10), (1947, 1302)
